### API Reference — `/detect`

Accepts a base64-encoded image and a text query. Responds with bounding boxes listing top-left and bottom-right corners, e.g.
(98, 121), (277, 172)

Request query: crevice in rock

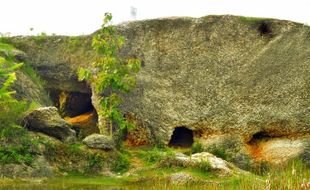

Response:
(168, 127), (194, 148)
(247, 131), (305, 163)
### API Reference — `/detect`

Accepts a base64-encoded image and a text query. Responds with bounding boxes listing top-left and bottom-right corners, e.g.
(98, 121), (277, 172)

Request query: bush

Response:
(195, 160), (212, 173)
(206, 144), (229, 160)
(191, 142), (204, 154)
(140, 147), (164, 164)
(86, 153), (105, 173)
(110, 153), (130, 173)
(157, 150), (177, 168)
(0, 124), (38, 165)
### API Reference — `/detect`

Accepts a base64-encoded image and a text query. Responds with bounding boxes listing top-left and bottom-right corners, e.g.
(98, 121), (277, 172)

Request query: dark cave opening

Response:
(258, 21), (272, 36)
(48, 89), (95, 117)
(248, 131), (271, 145)
(168, 127), (194, 148)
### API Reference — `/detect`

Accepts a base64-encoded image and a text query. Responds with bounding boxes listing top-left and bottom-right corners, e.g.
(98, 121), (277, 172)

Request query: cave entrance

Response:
(48, 89), (99, 138)
(168, 127), (194, 148)
(48, 89), (95, 117)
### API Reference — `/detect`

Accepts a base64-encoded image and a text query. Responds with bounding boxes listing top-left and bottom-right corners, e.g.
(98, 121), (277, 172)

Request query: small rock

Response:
(23, 106), (76, 142)
(169, 172), (196, 185)
(82, 134), (114, 150)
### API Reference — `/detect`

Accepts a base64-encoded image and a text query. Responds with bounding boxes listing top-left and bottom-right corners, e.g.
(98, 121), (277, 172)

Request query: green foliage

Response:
(239, 16), (271, 24)
(191, 142), (204, 154)
(21, 64), (45, 88)
(138, 146), (172, 165)
(207, 145), (228, 160)
(86, 153), (105, 173)
(110, 153), (130, 173)
(0, 43), (23, 103)
(195, 160), (212, 173)
(0, 124), (38, 165)
(78, 13), (141, 137)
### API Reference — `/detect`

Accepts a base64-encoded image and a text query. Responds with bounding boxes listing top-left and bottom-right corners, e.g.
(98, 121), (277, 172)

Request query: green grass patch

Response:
(239, 16), (272, 24)
(21, 64), (45, 88)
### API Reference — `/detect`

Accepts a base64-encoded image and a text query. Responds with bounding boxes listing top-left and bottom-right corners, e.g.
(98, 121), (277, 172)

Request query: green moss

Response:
(239, 16), (272, 24)
(0, 124), (39, 165)
(110, 152), (130, 173)
(21, 64), (45, 88)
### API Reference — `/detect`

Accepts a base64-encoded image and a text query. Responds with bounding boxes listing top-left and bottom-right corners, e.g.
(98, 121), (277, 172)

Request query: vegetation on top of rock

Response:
(78, 13), (141, 137)
(0, 42), (23, 102)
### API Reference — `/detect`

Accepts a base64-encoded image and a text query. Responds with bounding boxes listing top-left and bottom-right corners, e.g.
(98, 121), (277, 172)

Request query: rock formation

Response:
(7, 15), (310, 164)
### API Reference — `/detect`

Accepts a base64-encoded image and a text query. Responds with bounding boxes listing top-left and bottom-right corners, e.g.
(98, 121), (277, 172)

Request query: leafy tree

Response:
(78, 13), (141, 137)
(0, 42), (23, 104)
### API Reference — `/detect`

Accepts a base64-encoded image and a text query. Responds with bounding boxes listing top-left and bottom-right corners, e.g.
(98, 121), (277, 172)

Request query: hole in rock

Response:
(248, 131), (271, 145)
(258, 21), (272, 36)
(48, 89), (95, 117)
(48, 89), (99, 137)
(168, 127), (194, 148)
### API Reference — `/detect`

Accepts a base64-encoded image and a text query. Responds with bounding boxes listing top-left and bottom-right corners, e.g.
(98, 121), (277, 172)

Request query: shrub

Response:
(206, 144), (229, 160)
(0, 124), (38, 165)
(157, 150), (177, 168)
(86, 153), (105, 173)
(191, 142), (204, 154)
(110, 153), (130, 173)
(195, 160), (212, 173)
(140, 147), (164, 164)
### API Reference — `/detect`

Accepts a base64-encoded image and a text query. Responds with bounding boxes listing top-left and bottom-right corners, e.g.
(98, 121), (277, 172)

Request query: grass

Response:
(21, 64), (46, 89)
(0, 124), (39, 165)
(239, 16), (272, 24)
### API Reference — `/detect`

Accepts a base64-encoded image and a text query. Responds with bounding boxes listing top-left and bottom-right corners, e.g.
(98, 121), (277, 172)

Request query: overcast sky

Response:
(0, 0), (309, 36)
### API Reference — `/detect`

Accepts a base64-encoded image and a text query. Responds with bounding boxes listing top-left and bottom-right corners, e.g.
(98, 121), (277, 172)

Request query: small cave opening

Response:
(248, 131), (271, 145)
(48, 89), (95, 117)
(168, 127), (194, 148)
(258, 21), (273, 36)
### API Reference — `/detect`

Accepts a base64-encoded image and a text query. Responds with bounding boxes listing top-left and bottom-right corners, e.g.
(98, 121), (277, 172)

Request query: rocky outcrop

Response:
(7, 15), (310, 164)
(174, 152), (243, 175)
(83, 134), (114, 150)
(0, 156), (53, 178)
(23, 107), (76, 142)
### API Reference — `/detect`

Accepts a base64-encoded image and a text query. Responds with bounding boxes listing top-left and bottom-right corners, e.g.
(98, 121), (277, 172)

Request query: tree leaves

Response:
(0, 42), (23, 103)
(78, 13), (141, 136)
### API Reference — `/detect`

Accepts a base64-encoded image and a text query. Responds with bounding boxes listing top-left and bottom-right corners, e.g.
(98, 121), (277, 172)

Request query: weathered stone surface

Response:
(169, 172), (197, 185)
(23, 107), (76, 142)
(65, 112), (99, 138)
(175, 152), (243, 175)
(247, 137), (309, 164)
(83, 134), (114, 150)
(0, 156), (53, 179)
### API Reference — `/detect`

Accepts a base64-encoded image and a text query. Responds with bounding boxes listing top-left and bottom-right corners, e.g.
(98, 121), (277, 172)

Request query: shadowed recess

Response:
(169, 127), (194, 148)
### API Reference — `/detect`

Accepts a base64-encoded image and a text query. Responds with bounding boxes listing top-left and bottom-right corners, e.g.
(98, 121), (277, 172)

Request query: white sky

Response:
(0, 0), (309, 36)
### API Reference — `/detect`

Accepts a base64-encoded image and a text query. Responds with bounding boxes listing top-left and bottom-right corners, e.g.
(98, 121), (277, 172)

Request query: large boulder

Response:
(8, 15), (310, 164)
(82, 134), (114, 150)
(0, 156), (54, 178)
(23, 107), (76, 142)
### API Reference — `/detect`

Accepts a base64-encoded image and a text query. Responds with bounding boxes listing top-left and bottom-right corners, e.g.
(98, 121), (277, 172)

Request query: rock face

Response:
(8, 15), (310, 163)
(65, 112), (99, 139)
(23, 107), (76, 142)
(0, 156), (53, 178)
(83, 134), (114, 150)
